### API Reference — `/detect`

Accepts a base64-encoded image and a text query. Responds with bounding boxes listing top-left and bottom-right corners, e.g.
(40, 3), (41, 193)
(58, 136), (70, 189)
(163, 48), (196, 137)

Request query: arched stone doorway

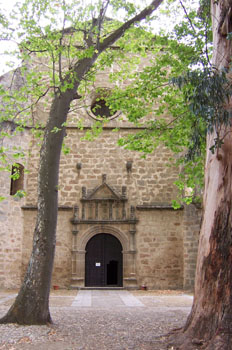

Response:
(70, 224), (138, 289)
(85, 233), (123, 287)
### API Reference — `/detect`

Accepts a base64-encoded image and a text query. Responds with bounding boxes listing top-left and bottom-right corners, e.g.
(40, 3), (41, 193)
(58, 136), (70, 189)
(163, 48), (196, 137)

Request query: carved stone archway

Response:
(79, 225), (128, 250)
(70, 225), (137, 288)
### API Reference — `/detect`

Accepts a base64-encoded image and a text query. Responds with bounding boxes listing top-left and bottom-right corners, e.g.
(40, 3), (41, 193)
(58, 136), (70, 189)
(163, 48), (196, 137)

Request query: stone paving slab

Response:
(72, 290), (92, 307)
(71, 290), (145, 308)
(117, 290), (145, 307)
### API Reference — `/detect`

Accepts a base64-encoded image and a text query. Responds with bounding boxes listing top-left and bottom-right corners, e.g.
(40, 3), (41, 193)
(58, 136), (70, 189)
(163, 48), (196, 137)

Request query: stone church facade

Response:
(0, 56), (201, 291)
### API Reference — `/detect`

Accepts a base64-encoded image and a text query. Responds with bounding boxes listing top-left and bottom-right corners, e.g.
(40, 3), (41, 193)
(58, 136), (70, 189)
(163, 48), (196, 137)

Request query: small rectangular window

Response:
(10, 163), (24, 195)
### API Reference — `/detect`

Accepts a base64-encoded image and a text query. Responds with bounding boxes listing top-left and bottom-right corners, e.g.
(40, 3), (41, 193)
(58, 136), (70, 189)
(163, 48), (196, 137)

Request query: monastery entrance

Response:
(85, 233), (123, 287)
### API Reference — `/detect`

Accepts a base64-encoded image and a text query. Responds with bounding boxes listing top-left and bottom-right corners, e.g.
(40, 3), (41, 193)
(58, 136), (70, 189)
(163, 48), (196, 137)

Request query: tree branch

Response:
(204, 23), (212, 67)
(96, 0), (111, 50)
(99, 0), (164, 52)
(179, 0), (196, 33)
(59, 0), (67, 81)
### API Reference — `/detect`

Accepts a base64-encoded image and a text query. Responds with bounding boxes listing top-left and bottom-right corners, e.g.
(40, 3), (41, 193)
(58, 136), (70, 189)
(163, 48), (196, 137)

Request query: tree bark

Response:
(170, 1), (232, 349)
(0, 0), (164, 325)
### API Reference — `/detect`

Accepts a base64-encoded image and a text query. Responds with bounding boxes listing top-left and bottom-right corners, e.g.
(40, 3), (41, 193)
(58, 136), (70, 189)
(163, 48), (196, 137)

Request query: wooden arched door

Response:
(85, 233), (123, 287)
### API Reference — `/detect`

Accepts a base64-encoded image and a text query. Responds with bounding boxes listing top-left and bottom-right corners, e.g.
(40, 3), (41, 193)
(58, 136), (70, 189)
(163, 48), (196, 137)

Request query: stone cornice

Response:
(136, 204), (183, 210)
(22, 205), (73, 211)
(71, 219), (137, 225)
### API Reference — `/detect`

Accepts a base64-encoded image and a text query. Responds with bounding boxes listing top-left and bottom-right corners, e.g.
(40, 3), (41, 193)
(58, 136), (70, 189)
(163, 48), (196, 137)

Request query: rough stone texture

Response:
(22, 210), (73, 288)
(136, 209), (184, 290)
(183, 204), (202, 290)
(0, 55), (201, 290)
(0, 129), (30, 288)
(25, 129), (180, 206)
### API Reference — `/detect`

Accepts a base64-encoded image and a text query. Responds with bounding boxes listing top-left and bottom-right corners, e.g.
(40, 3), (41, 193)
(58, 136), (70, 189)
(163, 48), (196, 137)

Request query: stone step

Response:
(80, 287), (125, 290)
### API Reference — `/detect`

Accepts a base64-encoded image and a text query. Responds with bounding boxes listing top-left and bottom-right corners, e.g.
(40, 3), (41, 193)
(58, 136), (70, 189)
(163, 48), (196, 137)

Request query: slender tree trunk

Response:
(170, 1), (232, 349)
(0, 56), (97, 324)
(0, 92), (74, 324)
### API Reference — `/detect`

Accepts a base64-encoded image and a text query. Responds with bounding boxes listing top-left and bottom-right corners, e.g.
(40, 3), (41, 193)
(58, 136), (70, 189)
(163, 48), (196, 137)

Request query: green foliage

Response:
(10, 163), (21, 180)
(62, 144), (71, 155)
(82, 120), (105, 141)
(172, 67), (232, 156)
(13, 190), (26, 199)
(51, 127), (62, 133)
(107, 4), (213, 207)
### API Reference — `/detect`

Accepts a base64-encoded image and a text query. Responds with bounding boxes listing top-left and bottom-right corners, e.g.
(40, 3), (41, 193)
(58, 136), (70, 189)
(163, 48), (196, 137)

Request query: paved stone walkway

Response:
(0, 290), (193, 350)
(72, 290), (145, 307)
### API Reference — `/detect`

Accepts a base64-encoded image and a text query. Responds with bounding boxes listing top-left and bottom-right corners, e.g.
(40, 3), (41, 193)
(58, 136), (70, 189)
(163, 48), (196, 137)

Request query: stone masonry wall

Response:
(21, 127), (186, 289)
(136, 209), (184, 289)
(25, 128), (180, 207)
(0, 125), (201, 290)
(22, 209), (73, 288)
(0, 126), (202, 289)
(0, 129), (31, 288)
(183, 204), (201, 290)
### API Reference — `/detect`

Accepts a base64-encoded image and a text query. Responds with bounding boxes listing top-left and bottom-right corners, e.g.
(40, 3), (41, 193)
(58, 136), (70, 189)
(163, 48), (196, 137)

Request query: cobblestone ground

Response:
(0, 290), (193, 350)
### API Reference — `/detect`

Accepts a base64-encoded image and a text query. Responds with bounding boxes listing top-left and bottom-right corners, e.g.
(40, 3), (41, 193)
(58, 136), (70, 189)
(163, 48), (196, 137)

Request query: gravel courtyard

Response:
(0, 289), (193, 350)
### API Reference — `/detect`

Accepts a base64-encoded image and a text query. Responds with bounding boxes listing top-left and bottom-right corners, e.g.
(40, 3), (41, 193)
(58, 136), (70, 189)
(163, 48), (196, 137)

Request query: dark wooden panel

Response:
(85, 234), (104, 286)
(85, 234), (122, 287)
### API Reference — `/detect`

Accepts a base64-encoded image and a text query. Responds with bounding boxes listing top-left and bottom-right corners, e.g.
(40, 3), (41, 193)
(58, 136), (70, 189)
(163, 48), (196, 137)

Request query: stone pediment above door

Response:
(86, 183), (121, 201)
(71, 174), (137, 223)
(81, 174), (127, 202)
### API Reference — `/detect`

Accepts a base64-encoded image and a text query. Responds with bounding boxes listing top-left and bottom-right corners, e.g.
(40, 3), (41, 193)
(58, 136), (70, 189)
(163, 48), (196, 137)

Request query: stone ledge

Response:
(22, 205), (73, 211)
(80, 198), (127, 202)
(66, 126), (147, 130)
(71, 219), (138, 224)
(136, 204), (183, 210)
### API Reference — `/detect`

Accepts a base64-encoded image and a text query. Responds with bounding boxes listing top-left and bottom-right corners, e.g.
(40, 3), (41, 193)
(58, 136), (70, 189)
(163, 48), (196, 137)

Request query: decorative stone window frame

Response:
(86, 87), (121, 121)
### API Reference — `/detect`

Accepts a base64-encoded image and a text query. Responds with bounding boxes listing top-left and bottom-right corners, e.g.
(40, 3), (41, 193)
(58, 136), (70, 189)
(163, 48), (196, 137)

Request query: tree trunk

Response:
(0, 91), (75, 324)
(170, 1), (232, 349)
(0, 56), (97, 324)
(172, 131), (232, 349)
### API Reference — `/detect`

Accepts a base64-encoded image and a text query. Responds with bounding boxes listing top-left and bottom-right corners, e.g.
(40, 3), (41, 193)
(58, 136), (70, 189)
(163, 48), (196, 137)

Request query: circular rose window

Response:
(91, 97), (113, 118)
(86, 89), (121, 121)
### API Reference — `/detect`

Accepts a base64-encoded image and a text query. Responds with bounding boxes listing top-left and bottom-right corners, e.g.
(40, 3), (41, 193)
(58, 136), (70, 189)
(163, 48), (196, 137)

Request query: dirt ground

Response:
(0, 289), (193, 350)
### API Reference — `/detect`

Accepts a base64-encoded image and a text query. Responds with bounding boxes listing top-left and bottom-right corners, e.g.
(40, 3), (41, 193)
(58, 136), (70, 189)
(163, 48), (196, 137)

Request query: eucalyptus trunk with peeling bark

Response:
(171, 1), (232, 349)
(0, 0), (163, 325)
